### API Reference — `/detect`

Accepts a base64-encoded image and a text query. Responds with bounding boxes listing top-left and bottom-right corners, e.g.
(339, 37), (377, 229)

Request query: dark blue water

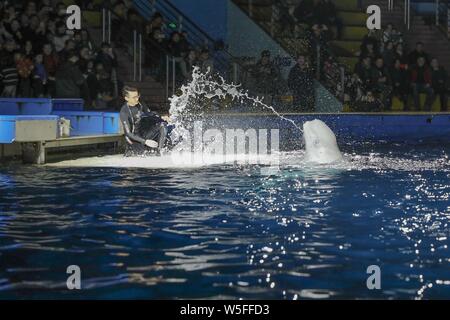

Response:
(0, 142), (449, 299)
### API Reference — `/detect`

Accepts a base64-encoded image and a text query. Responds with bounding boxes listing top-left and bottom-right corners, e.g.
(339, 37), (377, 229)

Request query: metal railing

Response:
(405, 0), (412, 30)
(437, 0), (450, 38)
(102, 6), (180, 101)
(134, 0), (235, 80)
(402, 0), (450, 35)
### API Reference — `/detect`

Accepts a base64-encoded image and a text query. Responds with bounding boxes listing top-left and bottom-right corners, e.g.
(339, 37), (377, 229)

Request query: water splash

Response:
(168, 67), (303, 133)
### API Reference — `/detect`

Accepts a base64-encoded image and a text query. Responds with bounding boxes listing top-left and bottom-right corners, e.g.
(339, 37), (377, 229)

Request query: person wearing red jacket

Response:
(410, 57), (434, 111)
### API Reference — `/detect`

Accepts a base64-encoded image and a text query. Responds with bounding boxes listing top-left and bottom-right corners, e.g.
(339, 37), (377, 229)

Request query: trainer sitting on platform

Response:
(119, 86), (170, 156)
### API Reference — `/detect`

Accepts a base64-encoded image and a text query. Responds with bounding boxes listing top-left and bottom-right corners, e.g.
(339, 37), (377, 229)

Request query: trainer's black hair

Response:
(122, 86), (139, 97)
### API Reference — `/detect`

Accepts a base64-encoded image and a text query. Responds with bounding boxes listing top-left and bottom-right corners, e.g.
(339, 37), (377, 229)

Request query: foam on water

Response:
(47, 152), (277, 168)
(47, 149), (450, 172)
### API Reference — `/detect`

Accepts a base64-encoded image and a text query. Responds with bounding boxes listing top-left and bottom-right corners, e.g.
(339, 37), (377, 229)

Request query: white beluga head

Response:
(303, 120), (343, 164)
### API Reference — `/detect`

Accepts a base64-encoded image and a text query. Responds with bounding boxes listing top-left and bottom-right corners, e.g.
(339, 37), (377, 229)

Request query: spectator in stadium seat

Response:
(394, 43), (408, 69)
(198, 49), (214, 75)
(111, 1), (130, 46)
(80, 29), (94, 53)
(430, 58), (448, 111)
(382, 24), (394, 44)
(0, 39), (16, 61)
(360, 29), (380, 55)
(55, 50), (85, 98)
(78, 46), (93, 75)
(315, 0), (342, 39)
(293, 0), (316, 25)
(145, 12), (165, 36)
(288, 55), (315, 112)
(308, 24), (332, 75)
(23, 40), (35, 59)
(42, 43), (59, 96)
(359, 41), (378, 60)
(355, 56), (376, 91)
(408, 42), (429, 67)
(53, 22), (71, 52)
(25, 1), (38, 17)
(372, 57), (392, 110)
(252, 50), (279, 106)
(274, 0), (296, 36)
(15, 51), (34, 97)
(95, 42), (118, 77)
(29, 15), (47, 52)
(6, 19), (24, 43)
(168, 32), (190, 80)
(410, 57), (434, 111)
(390, 58), (410, 110)
(382, 41), (395, 68)
(60, 39), (77, 62)
(0, 55), (19, 97)
(181, 49), (198, 80)
(87, 63), (115, 110)
(19, 13), (34, 43)
(390, 27), (403, 46)
(145, 28), (168, 78)
(32, 53), (47, 97)
(168, 32), (189, 59)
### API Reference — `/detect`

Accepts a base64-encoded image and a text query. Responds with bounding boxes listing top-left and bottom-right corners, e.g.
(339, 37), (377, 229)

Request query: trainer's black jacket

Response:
(119, 102), (159, 145)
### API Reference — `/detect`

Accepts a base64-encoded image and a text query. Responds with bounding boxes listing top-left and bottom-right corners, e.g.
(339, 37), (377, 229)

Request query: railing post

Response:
(112, 68), (118, 98)
(108, 10), (111, 44)
(172, 58), (176, 96)
(448, 5), (450, 39)
(270, 4), (276, 37)
(166, 55), (169, 100)
(233, 62), (238, 84)
(436, 0), (440, 26)
(139, 33), (142, 82)
(407, 0), (411, 30)
(404, 0), (407, 24)
(102, 8), (106, 42)
(133, 30), (137, 81)
(178, 16), (183, 32)
(316, 44), (321, 80)
(248, 0), (253, 18)
(340, 66), (345, 102)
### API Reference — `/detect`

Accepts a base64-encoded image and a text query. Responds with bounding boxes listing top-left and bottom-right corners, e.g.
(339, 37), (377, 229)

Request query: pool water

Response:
(0, 142), (449, 299)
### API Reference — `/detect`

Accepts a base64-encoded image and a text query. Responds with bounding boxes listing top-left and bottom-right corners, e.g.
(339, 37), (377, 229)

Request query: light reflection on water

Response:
(0, 143), (450, 299)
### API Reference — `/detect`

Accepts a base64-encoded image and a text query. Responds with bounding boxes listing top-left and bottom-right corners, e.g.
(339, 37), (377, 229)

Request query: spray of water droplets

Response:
(168, 67), (304, 133)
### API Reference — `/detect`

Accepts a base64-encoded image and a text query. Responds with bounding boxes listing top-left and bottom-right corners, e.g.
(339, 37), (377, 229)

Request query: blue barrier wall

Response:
(0, 115), (60, 143)
(0, 98), (84, 115)
(204, 113), (450, 145)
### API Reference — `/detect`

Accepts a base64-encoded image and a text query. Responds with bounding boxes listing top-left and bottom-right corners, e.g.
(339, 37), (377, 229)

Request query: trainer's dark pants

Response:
(124, 123), (168, 157)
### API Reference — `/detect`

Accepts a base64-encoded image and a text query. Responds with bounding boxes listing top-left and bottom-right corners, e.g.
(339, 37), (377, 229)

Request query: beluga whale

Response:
(303, 120), (343, 164)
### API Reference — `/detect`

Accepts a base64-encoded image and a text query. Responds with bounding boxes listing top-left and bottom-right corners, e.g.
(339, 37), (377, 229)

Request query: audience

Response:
(0, 0), (447, 114)
(348, 24), (448, 111)
(0, 0), (117, 108)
